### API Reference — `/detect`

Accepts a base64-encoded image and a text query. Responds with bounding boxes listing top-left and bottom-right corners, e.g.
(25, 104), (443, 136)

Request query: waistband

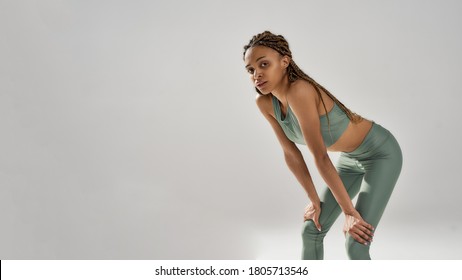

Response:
(341, 122), (392, 158)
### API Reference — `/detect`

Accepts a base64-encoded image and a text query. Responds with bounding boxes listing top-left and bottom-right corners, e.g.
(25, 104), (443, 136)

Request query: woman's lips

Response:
(256, 81), (267, 88)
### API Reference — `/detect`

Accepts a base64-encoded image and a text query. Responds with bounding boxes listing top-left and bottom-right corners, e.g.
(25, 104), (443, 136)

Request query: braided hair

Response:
(243, 30), (364, 128)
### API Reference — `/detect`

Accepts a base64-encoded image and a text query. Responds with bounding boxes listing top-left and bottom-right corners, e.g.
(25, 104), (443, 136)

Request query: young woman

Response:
(242, 31), (403, 260)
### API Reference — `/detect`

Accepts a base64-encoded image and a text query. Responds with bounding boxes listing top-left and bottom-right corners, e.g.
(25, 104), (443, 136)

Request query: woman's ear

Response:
(283, 55), (290, 68)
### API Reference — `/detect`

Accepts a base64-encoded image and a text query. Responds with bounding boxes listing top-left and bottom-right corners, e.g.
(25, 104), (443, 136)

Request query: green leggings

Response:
(301, 122), (403, 259)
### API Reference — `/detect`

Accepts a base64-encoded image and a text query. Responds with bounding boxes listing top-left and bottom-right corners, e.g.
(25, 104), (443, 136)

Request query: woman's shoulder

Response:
(255, 94), (275, 117)
(288, 79), (320, 104)
(290, 79), (317, 94)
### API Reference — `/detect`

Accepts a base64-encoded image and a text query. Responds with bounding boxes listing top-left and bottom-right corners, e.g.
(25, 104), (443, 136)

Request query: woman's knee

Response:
(302, 220), (326, 239)
(345, 235), (371, 260)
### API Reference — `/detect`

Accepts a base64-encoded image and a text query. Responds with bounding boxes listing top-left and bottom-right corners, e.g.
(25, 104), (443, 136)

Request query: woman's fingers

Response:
(349, 231), (370, 245)
(358, 221), (375, 242)
(313, 212), (322, 231)
(360, 220), (375, 232)
(354, 227), (373, 243)
(357, 224), (374, 239)
(303, 206), (314, 221)
(303, 210), (312, 222)
(346, 226), (370, 245)
(344, 213), (375, 244)
(303, 203), (322, 231)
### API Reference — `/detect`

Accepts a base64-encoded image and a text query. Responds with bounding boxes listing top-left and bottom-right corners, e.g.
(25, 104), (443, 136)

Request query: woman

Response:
(242, 31), (403, 260)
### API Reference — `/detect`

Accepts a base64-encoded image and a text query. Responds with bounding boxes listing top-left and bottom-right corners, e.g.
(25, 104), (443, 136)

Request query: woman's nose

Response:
(253, 70), (262, 79)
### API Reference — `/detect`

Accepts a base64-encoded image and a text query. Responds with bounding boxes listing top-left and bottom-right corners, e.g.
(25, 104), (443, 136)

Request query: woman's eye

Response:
(247, 69), (254, 74)
(261, 62), (268, 67)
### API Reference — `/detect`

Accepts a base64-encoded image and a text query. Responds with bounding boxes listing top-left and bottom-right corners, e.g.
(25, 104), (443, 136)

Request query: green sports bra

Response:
(271, 94), (350, 147)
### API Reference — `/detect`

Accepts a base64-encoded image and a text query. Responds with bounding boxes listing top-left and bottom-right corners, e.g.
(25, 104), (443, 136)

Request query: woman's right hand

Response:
(303, 201), (322, 231)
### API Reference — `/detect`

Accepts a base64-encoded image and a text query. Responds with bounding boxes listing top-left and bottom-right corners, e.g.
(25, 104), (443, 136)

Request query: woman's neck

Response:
(271, 75), (291, 106)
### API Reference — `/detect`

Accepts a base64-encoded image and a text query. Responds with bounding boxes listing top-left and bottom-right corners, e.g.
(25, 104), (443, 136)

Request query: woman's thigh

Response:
(316, 155), (366, 230)
(354, 132), (403, 227)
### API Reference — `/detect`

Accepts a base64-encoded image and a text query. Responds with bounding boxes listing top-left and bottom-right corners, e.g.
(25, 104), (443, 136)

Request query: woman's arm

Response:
(312, 154), (355, 214)
(287, 82), (356, 214)
(255, 94), (320, 204)
(256, 89), (373, 243)
(284, 150), (320, 204)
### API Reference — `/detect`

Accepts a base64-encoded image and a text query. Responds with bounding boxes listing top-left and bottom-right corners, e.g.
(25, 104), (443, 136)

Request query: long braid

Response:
(243, 31), (364, 132)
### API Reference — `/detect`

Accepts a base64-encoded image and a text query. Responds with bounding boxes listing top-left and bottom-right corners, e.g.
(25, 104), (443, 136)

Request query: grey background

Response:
(1, 0), (461, 259)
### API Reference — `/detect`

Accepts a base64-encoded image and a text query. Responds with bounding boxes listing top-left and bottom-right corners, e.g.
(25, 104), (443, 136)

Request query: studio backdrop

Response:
(1, 0), (461, 259)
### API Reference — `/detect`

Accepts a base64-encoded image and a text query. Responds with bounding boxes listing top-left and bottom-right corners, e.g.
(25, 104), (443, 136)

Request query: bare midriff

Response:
(326, 119), (373, 152)
(317, 89), (373, 153)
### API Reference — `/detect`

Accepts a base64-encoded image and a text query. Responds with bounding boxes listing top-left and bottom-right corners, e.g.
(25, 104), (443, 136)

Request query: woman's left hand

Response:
(343, 210), (374, 245)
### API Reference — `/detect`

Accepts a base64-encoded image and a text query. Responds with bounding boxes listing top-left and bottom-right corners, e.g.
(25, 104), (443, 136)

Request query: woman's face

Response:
(244, 45), (289, 94)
